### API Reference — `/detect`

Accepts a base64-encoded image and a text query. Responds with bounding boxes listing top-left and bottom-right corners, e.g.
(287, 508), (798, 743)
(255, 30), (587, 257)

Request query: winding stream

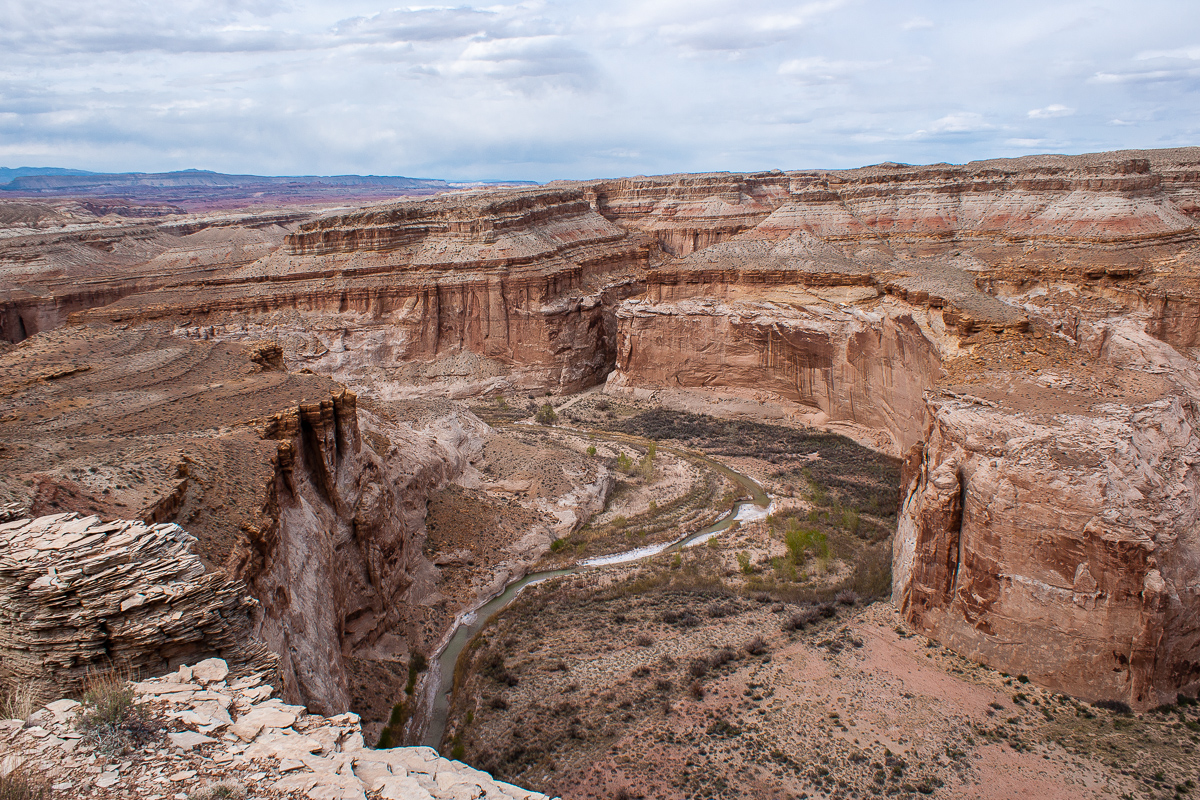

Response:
(421, 436), (771, 748)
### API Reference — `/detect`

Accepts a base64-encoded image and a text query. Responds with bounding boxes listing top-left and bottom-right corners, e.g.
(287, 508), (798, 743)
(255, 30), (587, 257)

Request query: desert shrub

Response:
(488, 696), (509, 710)
(1093, 699), (1133, 715)
(688, 681), (705, 700)
(850, 542), (893, 599)
(784, 526), (828, 565)
(707, 602), (734, 618)
(689, 659), (710, 679)
(836, 590), (860, 606)
(188, 783), (247, 800)
(78, 670), (158, 756)
(655, 678), (673, 692)
(595, 399), (610, 412)
(615, 452), (635, 475)
(634, 633), (654, 647)
(535, 403), (558, 426)
(707, 718), (742, 738)
(586, 445), (597, 456)
(737, 551), (753, 575)
(479, 650), (518, 686)
(783, 607), (821, 631)
(818, 602), (837, 618)
(710, 647), (738, 667)
(744, 636), (768, 656)
(0, 770), (53, 800)
(549, 538), (567, 553)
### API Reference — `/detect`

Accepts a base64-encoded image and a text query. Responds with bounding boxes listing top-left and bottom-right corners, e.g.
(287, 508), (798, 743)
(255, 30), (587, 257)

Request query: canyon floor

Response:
(439, 402), (1200, 800)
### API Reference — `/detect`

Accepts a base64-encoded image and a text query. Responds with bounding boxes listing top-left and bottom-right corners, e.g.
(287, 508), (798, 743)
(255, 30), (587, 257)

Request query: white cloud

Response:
(928, 112), (992, 133)
(0, 0), (1197, 180)
(1027, 104), (1074, 119)
(1006, 138), (1049, 148)
(778, 57), (889, 84)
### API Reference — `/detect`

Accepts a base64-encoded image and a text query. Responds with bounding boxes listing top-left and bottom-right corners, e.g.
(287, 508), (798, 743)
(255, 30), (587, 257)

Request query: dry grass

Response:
(77, 666), (159, 756)
(0, 769), (53, 800)
(0, 681), (39, 721)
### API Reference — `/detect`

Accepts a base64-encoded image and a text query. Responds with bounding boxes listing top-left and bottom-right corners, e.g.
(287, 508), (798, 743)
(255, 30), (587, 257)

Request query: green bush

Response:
(586, 445), (597, 456)
(640, 442), (657, 480)
(376, 701), (408, 748)
(737, 551), (753, 575)
(405, 653), (427, 696)
(615, 452), (634, 474)
(535, 403), (558, 426)
(784, 525), (828, 565)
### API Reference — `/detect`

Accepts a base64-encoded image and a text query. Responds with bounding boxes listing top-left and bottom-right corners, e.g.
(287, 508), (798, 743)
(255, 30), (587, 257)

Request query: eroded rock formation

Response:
(0, 514), (275, 700)
(4, 147), (1200, 712)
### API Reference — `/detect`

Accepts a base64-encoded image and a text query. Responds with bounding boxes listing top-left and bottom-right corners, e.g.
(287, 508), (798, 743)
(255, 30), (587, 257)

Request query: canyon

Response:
(3, 147), (1200, 798)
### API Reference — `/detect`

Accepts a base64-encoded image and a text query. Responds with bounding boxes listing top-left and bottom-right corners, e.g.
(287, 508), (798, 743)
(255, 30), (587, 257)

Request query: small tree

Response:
(640, 442), (657, 480)
(535, 403), (558, 426)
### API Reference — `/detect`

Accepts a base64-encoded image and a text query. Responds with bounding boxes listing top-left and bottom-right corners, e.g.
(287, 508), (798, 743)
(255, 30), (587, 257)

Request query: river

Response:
(420, 434), (771, 749)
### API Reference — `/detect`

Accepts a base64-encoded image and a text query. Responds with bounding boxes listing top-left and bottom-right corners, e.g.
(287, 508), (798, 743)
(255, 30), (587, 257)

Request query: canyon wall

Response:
(231, 389), (486, 714)
(0, 327), (492, 719)
(5, 147), (1200, 711)
(80, 188), (652, 397)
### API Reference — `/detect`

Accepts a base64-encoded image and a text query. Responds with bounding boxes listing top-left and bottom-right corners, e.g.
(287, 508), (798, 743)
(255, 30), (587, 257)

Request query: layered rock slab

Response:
(2, 659), (553, 800)
(0, 513), (274, 700)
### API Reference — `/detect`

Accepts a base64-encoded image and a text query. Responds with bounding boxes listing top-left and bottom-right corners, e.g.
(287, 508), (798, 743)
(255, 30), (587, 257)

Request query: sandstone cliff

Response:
(5, 147), (1200, 712)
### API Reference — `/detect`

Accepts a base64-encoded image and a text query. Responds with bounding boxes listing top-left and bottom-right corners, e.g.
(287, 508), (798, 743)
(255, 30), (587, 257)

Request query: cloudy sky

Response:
(1, 0), (1197, 180)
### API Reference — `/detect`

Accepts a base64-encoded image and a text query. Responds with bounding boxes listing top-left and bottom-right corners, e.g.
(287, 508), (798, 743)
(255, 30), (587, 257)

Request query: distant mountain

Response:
(1, 169), (450, 192)
(0, 167), (96, 184)
(0, 169), (533, 211)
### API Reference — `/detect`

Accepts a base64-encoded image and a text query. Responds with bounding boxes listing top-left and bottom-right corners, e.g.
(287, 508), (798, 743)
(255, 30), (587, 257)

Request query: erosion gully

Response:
(419, 428), (771, 749)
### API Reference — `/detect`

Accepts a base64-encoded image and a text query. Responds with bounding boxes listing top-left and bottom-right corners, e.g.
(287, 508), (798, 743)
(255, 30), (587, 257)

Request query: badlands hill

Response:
(1, 148), (1200, 798)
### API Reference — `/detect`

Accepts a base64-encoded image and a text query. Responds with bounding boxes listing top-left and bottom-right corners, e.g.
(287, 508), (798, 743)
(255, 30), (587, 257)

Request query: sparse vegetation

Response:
(0, 770), (53, 800)
(0, 680), (39, 721)
(188, 783), (247, 800)
(77, 669), (159, 756)
(535, 403), (558, 426)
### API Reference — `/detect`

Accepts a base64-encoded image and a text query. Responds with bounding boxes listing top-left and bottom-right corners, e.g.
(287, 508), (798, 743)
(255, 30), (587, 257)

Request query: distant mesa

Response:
(0, 167), (537, 211)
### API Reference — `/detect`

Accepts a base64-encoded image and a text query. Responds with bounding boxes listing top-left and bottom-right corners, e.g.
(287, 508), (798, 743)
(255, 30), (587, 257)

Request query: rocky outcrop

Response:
(0, 514), (275, 701)
(233, 389), (488, 716)
(576, 172), (792, 256)
(1, 659), (553, 800)
(894, 314), (1200, 708)
(79, 188), (653, 396)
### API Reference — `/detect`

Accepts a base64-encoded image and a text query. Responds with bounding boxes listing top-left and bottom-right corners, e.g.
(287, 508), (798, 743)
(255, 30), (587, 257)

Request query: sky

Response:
(1, 0), (1198, 181)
